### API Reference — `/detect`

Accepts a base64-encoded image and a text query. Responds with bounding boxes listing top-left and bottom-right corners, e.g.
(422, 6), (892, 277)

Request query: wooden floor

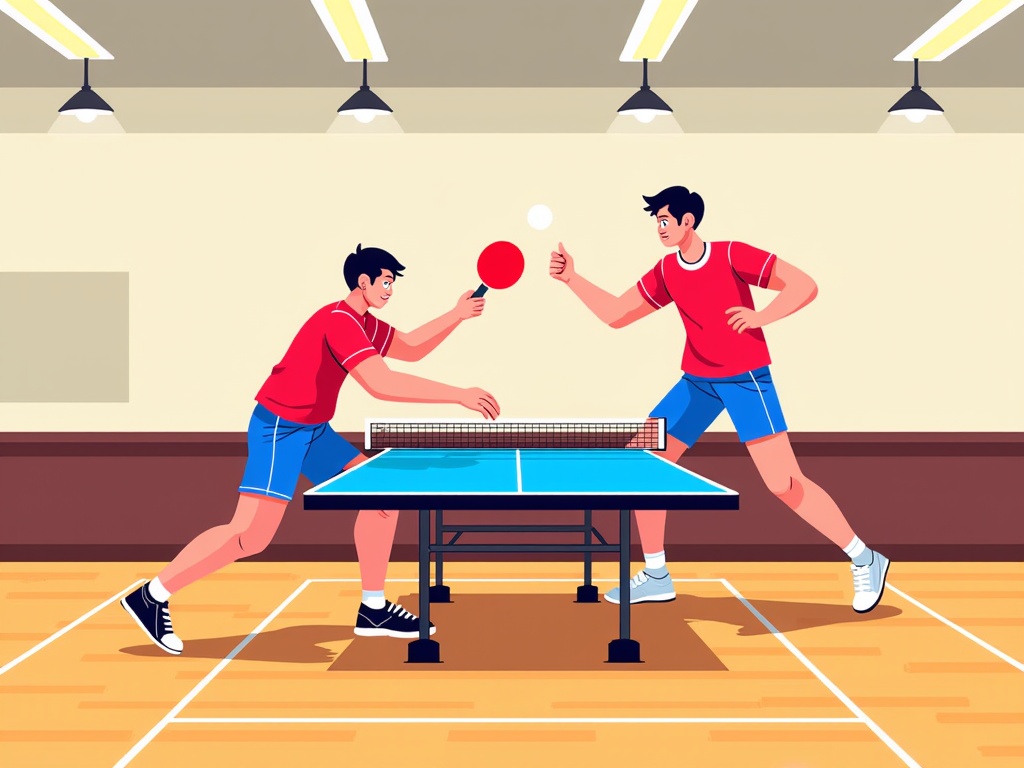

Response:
(1, 561), (1022, 768)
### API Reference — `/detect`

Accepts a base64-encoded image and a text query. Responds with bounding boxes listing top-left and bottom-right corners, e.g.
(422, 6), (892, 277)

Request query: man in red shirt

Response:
(550, 186), (889, 612)
(123, 244), (500, 654)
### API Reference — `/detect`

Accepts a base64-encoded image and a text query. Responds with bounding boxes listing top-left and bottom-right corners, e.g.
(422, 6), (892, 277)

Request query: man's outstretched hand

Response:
(459, 388), (500, 420)
(549, 242), (576, 284)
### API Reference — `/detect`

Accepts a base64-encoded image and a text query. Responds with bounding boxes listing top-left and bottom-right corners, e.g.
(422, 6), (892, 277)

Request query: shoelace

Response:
(387, 602), (416, 620)
(851, 564), (872, 592)
(629, 571), (651, 589)
(160, 606), (175, 635)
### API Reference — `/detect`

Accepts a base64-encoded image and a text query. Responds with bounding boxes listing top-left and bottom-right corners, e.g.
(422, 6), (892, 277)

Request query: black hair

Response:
(343, 244), (406, 291)
(642, 186), (705, 229)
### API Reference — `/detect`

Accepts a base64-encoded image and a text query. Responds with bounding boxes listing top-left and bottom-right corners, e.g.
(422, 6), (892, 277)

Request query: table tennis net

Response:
(365, 418), (666, 450)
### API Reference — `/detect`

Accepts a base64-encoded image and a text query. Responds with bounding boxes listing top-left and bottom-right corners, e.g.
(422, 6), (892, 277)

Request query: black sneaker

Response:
(354, 600), (435, 638)
(121, 583), (183, 655)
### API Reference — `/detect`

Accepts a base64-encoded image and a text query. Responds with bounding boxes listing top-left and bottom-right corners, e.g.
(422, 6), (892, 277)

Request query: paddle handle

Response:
(471, 283), (489, 298)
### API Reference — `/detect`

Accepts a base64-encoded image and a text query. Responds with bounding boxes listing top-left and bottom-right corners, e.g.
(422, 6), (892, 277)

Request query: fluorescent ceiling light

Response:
(0, 0), (112, 59)
(310, 0), (387, 62)
(895, 0), (1024, 61)
(620, 0), (700, 63)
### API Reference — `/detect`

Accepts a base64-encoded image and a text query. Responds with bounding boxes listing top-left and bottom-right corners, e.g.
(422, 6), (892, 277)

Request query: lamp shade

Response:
(58, 86), (114, 123)
(617, 86), (673, 123)
(888, 86), (943, 123)
(338, 86), (393, 123)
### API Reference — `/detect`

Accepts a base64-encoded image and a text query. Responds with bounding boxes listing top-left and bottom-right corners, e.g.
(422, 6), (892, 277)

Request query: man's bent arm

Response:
(389, 309), (461, 362)
(349, 355), (464, 403)
(758, 258), (818, 325)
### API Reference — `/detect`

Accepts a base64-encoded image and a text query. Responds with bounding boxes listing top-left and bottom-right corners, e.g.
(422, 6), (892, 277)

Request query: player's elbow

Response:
(609, 305), (639, 329)
(349, 360), (393, 399)
(608, 315), (631, 329)
(402, 345), (428, 362)
(805, 278), (818, 303)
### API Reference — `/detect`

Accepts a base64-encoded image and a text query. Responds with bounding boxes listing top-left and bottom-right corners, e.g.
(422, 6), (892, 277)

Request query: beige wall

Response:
(0, 134), (1021, 433)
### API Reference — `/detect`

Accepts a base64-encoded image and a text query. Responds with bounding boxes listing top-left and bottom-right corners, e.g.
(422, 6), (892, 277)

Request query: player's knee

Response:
(236, 525), (276, 557)
(766, 474), (805, 507)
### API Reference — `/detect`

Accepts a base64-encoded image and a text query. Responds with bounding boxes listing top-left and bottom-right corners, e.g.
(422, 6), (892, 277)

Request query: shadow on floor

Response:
(119, 589), (900, 671)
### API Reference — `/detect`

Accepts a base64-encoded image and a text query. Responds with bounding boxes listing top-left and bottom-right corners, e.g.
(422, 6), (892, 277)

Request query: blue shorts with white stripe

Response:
(238, 403), (360, 502)
(650, 366), (788, 447)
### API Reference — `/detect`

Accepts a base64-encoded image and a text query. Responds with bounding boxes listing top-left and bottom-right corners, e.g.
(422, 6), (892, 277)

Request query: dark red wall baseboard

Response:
(2, 432), (1022, 562)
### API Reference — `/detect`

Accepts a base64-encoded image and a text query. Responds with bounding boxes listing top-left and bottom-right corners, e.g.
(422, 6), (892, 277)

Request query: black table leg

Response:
(608, 508), (642, 663)
(430, 509), (451, 603)
(407, 508), (441, 663)
(576, 508), (598, 603)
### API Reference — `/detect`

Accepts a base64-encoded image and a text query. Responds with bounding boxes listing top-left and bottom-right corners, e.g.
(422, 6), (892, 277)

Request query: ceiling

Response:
(0, 0), (1022, 90)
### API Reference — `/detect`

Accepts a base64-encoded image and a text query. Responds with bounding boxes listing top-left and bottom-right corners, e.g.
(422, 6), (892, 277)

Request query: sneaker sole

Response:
(853, 558), (891, 614)
(119, 598), (182, 655)
(353, 626), (437, 639)
(603, 593), (677, 605)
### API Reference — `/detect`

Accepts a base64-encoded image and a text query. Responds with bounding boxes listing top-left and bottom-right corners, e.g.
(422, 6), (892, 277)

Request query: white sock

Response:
(148, 577), (171, 603)
(644, 551), (666, 571)
(844, 536), (867, 562)
(362, 590), (386, 610)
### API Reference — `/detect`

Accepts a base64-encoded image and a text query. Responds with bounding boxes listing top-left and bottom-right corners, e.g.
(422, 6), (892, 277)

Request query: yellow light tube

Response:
(895, 0), (1024, 61)
(620, 0), (700, 63)
(0, 0), (112, 59)
(310, 0), (387, 62)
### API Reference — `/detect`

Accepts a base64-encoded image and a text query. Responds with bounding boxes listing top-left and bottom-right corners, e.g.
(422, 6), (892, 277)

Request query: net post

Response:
(657, 417), (666, 451)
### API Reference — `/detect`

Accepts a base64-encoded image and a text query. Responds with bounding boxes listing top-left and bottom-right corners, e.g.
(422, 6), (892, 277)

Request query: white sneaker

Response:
(851, 551), (891, 613)
(604, 570), (676, 604)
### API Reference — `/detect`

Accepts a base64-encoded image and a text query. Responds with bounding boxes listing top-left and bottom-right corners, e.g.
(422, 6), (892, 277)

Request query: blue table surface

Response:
(307, 449), (735, 497)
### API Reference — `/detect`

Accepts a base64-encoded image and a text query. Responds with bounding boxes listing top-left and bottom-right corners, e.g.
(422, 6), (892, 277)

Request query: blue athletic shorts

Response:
(649, 366), (788, 447)
(237, 403), (361, 501)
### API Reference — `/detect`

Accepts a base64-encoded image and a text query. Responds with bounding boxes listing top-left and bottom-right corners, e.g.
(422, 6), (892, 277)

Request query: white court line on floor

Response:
(171, 716), (863, 725)
(0, 579), (145, 677)
(113, 579), (314, 768)
(888, 584), (1024, 673)
(720, 578), (921, 768)
(116, 575), (918, 765)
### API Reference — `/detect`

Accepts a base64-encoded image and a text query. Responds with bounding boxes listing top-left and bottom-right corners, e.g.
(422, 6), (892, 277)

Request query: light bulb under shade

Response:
(628, 110), (659, 123)
(58, 87), (114, 123)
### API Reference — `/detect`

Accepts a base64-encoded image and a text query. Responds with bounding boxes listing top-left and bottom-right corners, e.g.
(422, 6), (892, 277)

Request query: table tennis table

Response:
(304, 418), (739, 664)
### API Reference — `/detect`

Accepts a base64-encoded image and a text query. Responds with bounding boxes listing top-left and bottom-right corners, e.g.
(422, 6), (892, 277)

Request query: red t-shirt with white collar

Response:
(637, 240), (776, 378)
(255, 299), (394, 424)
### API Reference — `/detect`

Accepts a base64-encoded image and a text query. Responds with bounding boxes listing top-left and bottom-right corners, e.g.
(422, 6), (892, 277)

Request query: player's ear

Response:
(358, 273), (370, 290)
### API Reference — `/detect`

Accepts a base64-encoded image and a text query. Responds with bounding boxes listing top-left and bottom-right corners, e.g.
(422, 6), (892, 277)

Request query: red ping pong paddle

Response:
(472, 241), (525, 298)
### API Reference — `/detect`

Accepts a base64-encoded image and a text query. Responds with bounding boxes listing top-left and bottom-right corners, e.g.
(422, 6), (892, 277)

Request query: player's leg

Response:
(605, 376), (722, 605)
(121, 404), (310, 654)
(157, 493), (288, 594)
(632, 433), (687, 569)
(300, 425), (433, 638)
(721, 367), (890, 613)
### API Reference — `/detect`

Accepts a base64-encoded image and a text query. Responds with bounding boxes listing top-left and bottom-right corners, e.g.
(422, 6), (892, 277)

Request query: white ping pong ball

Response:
(527, 204), (553, 230)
